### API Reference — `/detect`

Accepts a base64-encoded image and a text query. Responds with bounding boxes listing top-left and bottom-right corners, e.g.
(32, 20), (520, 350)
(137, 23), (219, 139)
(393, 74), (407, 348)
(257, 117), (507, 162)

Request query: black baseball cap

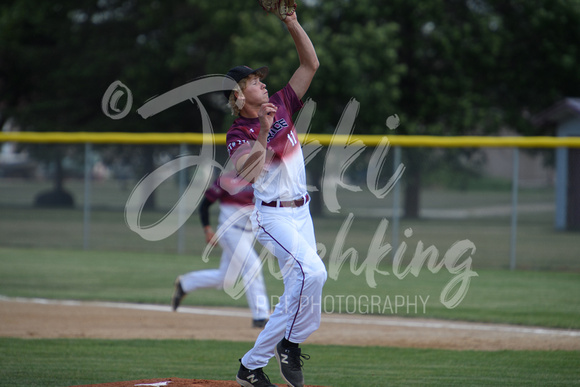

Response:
(223, 65), (269, 99)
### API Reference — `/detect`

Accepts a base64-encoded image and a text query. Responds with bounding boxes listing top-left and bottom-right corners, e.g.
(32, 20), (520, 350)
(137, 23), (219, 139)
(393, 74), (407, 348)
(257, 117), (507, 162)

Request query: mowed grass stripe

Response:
(1, 338), (579, 387)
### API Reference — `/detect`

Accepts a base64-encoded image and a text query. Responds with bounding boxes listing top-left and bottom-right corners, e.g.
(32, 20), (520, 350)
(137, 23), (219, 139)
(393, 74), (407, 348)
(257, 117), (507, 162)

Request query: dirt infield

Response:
(2, 297), (580, 386)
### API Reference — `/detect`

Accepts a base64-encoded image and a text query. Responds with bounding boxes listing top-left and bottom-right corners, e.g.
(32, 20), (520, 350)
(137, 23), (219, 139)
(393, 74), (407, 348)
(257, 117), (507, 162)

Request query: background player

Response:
(172, 172), (270, 328)
(225, 9), (327, 387)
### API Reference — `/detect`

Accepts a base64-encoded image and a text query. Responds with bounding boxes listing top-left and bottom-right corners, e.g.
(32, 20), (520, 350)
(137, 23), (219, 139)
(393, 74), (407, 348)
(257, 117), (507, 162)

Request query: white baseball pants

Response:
(241, 202), (327, 370)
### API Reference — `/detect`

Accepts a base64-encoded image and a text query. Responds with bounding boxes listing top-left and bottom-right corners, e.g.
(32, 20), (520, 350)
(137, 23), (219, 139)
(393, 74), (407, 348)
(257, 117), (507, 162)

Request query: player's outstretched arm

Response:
(284, 12), (319, 100)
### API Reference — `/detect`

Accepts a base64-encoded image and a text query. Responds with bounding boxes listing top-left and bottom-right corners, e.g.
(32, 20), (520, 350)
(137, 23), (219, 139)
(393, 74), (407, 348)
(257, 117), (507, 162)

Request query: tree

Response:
(0, 0), (253, 207)
(2, 0), (580, 216)
(299, 0), (580, 217)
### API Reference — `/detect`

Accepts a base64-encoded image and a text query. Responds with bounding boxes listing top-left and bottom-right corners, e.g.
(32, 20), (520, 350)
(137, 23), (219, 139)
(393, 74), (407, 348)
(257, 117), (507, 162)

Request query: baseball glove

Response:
(257, 0), (297, 20)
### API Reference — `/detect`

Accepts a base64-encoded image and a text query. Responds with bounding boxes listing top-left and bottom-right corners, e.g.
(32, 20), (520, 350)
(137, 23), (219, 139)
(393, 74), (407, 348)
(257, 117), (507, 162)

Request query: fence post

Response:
(83, 142), (92, 250)
(392, 146), (402, 255)
(510, 147), (519, 270)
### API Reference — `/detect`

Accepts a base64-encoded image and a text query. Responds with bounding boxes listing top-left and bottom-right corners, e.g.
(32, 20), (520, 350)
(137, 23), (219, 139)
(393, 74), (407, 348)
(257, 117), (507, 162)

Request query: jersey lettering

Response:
(227, 139), (247, 154)
(267, 118), (289, 142)
(287, 131), (297, 146)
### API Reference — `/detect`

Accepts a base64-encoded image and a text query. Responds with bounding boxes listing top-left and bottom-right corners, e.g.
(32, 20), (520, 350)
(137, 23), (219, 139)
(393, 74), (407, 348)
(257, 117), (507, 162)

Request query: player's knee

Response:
(304, 266), (327, 289)
(316, 266), (328, 284)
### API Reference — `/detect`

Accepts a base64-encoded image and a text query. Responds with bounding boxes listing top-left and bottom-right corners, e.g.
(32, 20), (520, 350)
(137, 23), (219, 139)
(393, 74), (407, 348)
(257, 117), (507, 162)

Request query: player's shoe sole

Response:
(252, 318), (268, 328)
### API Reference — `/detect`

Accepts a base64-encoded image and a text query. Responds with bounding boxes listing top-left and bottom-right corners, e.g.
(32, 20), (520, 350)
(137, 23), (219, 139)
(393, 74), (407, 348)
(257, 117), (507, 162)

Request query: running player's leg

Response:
(179, 228), (236, 293)
(179, 263), (227, 292)
(221, 228), (270, 320)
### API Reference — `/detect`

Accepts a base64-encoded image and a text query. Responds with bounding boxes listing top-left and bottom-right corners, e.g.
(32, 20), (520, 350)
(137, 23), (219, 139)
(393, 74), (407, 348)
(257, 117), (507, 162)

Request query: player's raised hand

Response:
(258, 103), (278, 130)
(257, 0), (296, 21)
(283, 10), (297, 24)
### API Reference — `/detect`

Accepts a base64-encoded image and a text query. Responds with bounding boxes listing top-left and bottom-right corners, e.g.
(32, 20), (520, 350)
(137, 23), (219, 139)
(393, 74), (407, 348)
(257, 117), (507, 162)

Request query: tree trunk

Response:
(403, 167), (421, 219)
(34, 149), (74, 208)
(403, 151), (422, 219)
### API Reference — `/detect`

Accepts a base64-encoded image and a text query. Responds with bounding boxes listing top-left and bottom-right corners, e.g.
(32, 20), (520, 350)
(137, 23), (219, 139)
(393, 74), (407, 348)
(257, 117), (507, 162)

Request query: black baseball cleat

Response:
(252, 319), (268, 328)
(236, 361), (275, 387)
(274, 340), (310, 387)
(171, 277), (186, 311)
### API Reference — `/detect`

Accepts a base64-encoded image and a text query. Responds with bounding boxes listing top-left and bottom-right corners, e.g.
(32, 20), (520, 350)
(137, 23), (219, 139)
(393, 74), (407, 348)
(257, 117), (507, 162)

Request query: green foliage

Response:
(2, 0), (579, 134)
(487, 0), (580, 135)
(2, 0), (580, 212)
(308, 7), (402, 133)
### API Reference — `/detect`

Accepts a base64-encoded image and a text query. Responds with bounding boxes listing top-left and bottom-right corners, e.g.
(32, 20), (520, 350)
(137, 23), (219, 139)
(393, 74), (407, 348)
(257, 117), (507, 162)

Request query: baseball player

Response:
(225, 9), (327, 387)
(171, 172), (270, 328)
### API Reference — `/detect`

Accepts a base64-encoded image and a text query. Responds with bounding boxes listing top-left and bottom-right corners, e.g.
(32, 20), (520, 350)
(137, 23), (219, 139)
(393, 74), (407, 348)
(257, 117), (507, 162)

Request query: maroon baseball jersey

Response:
(226, 84), (307, 202)
(205, 172), (254, 207)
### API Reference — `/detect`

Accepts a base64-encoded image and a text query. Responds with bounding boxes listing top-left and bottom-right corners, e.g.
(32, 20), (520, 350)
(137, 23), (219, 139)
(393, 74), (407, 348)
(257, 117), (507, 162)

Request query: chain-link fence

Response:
(1, 136), (578, 271)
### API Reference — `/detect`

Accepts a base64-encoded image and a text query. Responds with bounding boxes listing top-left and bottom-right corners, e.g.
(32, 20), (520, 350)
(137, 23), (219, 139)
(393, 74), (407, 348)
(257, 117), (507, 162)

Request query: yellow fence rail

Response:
(1, 132), (580, 147)
(2, 131), (576, 266)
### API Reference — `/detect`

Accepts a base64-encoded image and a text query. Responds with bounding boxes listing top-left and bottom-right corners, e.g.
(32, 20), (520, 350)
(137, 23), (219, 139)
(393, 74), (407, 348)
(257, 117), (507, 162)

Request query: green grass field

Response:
(1, 338), (579, 387)
(1, 247), (579, 328)
(1, 180), (579, 386)
(1, 247), (580, 386)
(2, 179), (579, 272)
